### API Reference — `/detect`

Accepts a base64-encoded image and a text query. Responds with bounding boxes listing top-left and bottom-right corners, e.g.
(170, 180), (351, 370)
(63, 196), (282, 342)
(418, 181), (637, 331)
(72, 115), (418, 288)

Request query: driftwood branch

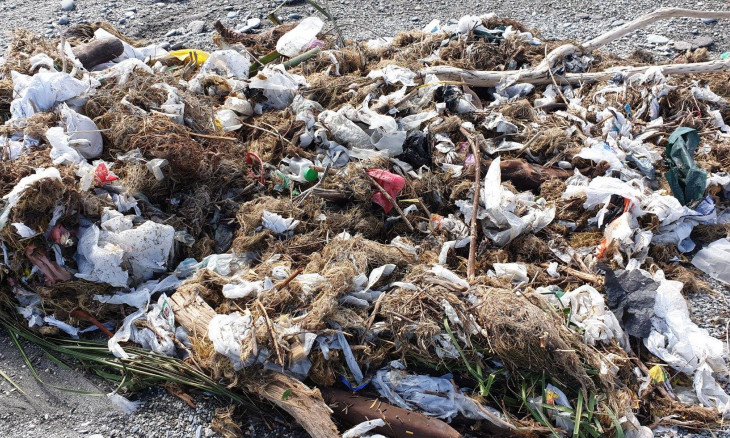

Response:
(583, 8), (730, 51)
(421, 8), (730, 87)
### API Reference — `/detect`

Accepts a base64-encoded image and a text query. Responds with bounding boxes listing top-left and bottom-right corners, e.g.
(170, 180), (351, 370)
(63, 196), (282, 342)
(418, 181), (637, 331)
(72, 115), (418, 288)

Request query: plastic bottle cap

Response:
(303, 168), (319, 182)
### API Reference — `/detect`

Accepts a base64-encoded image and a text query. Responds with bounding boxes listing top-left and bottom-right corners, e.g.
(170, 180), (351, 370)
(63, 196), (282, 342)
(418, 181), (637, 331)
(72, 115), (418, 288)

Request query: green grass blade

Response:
(0, 367), (25, 395)
(573, 392), (583, 438)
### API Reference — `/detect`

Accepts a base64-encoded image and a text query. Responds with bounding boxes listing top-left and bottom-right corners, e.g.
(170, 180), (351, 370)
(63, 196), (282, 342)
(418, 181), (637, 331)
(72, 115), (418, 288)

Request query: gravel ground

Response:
(0, 0), (729, 57)
(1, 0), (730, 437)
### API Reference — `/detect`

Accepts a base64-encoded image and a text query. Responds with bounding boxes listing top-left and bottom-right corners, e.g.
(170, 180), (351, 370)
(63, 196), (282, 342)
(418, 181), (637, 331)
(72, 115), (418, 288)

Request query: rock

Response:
(58, 16), (70, 25)
(227, 11), (238, 19)
(60, 0), (75, 11)
(287, 13), (301, 20)
(672, 41), (692, 51)
(124, 11), (134, 18)
(690, 36), (714, 49)
(118, 18), (126, 25)
(647, 34), (669, 45)
(170, 41), (184, 50)
(610, 19), (626, 27)
(411, 16), (420, 22)
(188, 20), (206, 34)
(577, 13), (590, 20)
(238, 17), (261, 32)
(701, 18), (718, 25)
(165, 29), (181, 37)
(224, 5), (234, 11)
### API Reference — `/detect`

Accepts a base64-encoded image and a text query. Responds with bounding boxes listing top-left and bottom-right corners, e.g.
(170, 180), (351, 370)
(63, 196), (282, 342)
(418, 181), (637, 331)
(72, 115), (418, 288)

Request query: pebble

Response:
(691, 36), (714, 49)
(647, 34), (670, 44)
(118, 18), (126, 25)
(125, 11), (135, 18)
(702, 18), (718, 25)
(238, 17), (261, 33)
(610, 19), (626, 27)
(673, 41), (692, 51)
(227, 11), (237, 18)
(188, 20), (206, 34)
(411, 16), (420, 22)
(60, 0), (75, 12)
(165, 29), (181, 37)
(58, 15), (70, 25)
(287, 13), (301, 20)
(170, 41), (184, 50)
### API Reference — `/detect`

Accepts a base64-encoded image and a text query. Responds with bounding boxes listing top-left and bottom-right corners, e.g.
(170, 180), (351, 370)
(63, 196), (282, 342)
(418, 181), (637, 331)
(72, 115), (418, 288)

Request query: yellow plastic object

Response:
(649, 365), (666, 383)
(167, 49), (210, 66)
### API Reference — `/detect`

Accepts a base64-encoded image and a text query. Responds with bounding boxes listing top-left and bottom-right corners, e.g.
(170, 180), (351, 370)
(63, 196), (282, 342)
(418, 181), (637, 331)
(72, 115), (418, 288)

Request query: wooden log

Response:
(250, 374), (340, 438)
(168, 283), (216, 339)
(72, 38), (124, 70)
(321, 387), (463, 438)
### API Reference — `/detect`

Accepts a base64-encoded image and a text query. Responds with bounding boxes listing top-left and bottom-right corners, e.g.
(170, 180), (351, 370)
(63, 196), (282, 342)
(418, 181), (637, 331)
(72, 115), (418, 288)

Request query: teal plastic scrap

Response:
(665, 127), (707, 206)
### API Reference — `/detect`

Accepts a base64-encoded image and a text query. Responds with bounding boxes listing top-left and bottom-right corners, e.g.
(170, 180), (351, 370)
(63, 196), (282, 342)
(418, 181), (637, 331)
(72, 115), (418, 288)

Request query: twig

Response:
(461, 127), (480, 282)
(188, 132), (237, 141)
(545, 44), (569, 105)
(295, 164), (331, 206)
(275, 267), (304, 291)
(255, 299), (285, 368)
(241, 121), (293, 145)
(365, 173), (415, 232)
(360, 291), (386, 344)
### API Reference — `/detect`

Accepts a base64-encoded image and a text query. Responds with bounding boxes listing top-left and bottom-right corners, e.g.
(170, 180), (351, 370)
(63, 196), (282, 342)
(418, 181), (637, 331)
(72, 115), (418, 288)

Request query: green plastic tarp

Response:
(665, 127), (707, 206)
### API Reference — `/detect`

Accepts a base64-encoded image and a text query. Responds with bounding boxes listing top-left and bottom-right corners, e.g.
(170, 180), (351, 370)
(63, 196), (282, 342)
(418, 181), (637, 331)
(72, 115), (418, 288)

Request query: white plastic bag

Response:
(60, 104), (103, 158)
(10, 70), (90, 120)
(249, 65), (307, 110)
(276, 17), (324, 57)
(691, 238), (730, 284)
(208, 311), (259, 370)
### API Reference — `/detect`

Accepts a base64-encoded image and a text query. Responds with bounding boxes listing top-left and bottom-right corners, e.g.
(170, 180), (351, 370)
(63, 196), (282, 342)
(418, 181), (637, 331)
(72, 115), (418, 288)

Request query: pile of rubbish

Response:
(2, 6), (730, 438)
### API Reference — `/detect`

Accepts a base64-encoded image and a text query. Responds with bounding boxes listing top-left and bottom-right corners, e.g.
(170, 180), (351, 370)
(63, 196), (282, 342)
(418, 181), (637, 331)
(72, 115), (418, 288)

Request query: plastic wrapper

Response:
(372, 361), (505, 425)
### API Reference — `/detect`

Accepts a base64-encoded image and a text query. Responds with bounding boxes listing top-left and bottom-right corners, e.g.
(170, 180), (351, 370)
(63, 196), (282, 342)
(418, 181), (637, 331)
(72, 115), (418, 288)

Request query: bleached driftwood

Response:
(421, 8), (730, 87)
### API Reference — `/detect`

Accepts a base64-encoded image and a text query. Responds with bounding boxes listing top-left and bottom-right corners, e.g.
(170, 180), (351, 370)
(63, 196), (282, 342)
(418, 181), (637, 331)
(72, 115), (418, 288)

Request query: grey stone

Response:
(60, 0), (75, 12)
(691, 36), (714, 49)
(58, 15), (70, 25)
(165, 28), (181, 37)
(647, 34), (669, 44)
(227, 11), (237, 18)
(410, 16), (419, 22)
(188, 20), (206, 33)
(287, 13), (301, 20)
(672, 41), (692, 51)
(702, 18), (718, 25)
(610, 19), (626, 27)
